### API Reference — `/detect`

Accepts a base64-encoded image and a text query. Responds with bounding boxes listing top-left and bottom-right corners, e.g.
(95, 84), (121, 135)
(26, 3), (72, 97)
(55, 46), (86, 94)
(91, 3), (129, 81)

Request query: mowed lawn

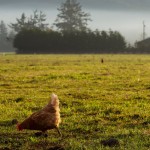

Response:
(0, 54), (149, 150)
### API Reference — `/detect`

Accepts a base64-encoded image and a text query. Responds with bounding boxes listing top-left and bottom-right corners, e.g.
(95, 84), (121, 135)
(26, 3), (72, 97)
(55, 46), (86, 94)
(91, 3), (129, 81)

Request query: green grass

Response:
(0, 54), (150, 150)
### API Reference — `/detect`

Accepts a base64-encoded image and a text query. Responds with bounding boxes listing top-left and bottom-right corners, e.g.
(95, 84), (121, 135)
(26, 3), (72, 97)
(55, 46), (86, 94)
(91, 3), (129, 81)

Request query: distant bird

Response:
(101, 58), (104, 63)
(17, 94), (61, 136)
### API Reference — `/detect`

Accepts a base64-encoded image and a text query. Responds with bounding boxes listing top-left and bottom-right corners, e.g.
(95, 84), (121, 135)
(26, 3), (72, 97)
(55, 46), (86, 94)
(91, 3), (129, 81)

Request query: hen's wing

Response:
(30, 110), (57, 129)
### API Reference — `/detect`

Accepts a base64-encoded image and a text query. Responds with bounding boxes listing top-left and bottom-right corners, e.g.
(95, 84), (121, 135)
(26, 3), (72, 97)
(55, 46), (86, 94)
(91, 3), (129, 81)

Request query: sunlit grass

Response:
(0, 54), (150, 149)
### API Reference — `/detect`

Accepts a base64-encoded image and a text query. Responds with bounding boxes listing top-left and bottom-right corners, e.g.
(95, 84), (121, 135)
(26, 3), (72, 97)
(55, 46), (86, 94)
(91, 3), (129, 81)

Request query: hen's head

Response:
(16, 123), (23, 131)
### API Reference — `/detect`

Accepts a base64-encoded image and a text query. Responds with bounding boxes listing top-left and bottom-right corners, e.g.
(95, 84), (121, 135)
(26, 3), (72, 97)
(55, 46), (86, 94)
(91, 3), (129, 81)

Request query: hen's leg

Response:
(56, 127), (62, 137)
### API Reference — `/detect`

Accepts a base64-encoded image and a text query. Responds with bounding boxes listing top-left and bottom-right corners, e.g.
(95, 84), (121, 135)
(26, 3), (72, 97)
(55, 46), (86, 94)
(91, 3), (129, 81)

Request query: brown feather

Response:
(17, 94), (61, 133)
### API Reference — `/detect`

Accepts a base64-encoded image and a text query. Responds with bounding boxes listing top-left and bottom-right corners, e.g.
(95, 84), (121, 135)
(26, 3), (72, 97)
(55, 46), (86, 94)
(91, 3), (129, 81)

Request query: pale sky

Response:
(0, 0), (150, 45)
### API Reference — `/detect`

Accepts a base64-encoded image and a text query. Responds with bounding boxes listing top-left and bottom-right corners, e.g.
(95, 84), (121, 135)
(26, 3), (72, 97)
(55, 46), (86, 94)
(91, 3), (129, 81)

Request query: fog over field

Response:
(0, 0), (150, 44)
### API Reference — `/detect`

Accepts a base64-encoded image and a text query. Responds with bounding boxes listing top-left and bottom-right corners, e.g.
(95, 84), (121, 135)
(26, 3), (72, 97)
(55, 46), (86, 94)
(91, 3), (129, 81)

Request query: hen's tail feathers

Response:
(50, 93), (59, 106)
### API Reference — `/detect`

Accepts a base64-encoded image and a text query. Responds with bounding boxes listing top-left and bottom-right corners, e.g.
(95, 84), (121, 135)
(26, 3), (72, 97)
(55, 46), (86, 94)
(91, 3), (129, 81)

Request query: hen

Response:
(17, 93), (61, 136)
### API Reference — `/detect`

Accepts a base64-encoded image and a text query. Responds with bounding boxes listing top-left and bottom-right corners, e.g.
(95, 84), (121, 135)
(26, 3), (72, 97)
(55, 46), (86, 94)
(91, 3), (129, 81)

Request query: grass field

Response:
(0, 54), (150, 150)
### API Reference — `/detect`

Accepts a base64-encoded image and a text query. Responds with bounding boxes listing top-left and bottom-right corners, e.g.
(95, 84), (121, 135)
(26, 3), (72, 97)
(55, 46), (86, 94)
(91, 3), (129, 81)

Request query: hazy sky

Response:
(0, 0), (150, 45)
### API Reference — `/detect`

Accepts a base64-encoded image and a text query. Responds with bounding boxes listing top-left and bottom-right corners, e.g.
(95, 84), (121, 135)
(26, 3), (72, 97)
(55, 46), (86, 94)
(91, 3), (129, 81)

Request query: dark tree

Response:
(9, 13), (27, 32)
(9, 10), (49, 32)
(108, 30), (126, 52)
(27, 10), (49, 30)
(54, 0), (91, 33)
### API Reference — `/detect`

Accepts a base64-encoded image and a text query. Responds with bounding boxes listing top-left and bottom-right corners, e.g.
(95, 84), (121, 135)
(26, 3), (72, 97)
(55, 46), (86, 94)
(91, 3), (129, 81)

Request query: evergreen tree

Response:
(37, 11), (49, 30)
(9, 10), (49, 32)
(0, 20), (14, 52)
(0, 20), (8, 51)
(54, 0), (91, 32)
(9, 13), (27, 32)
(27, 10), (49, 30)
(0, 20), (8, 40)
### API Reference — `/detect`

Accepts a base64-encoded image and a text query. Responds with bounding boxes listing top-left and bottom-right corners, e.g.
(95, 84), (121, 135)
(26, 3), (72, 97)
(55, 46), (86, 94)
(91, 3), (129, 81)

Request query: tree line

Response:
(14, 28), (126, 54)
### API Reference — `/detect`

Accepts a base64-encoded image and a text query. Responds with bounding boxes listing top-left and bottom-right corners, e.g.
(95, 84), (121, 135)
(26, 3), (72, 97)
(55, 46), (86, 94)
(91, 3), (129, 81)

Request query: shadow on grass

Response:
(0, 121), (14, 127)
(0, 131), (64, 150)
(0, 119), (18, 127)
